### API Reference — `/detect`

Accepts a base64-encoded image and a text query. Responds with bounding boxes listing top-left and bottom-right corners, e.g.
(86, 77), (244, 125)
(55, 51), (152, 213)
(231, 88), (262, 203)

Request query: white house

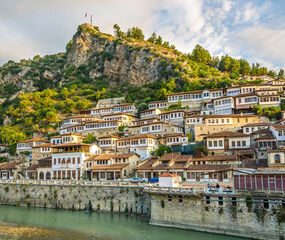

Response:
(213, 96), (235, 115)
(159, 173), (181, 187)
(117, 134), (158, 160)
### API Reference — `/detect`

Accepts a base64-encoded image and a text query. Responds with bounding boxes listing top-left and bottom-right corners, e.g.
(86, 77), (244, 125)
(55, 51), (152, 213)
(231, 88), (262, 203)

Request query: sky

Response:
(0, 0), (284, 71)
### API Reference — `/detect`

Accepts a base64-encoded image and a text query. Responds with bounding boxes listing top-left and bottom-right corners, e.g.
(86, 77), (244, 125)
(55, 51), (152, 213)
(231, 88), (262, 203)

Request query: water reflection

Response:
(0, 205), (248, 240)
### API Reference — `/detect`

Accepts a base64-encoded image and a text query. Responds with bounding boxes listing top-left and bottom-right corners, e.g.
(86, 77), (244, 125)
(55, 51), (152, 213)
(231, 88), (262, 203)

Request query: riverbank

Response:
(0, 220), (112, 240)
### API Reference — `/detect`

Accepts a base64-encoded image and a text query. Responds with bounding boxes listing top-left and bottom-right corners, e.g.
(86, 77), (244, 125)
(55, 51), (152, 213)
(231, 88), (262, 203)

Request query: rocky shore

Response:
(0, 221), (104, 240)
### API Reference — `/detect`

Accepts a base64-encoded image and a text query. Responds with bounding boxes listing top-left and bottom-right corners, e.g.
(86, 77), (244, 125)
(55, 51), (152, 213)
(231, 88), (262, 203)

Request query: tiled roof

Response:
(50, 133), (84, 138)
(118, 134), (157, 140)
(0, 161), (25, 170)
(271, 124), (285, 130)
(97, 135), (120, 139)
(32, 143), (52, 148)
(203, 114), (258, 119)
(205, 131), (248, 138)
(242, 123), (269, 127)
(18, 138), (48, 144)
(159, 152), (181, 161)
(51, 143), (91, 147)
(187, 164), (233, 171)
(102, 113), (135, 117)
(85, 153), (138, 161)
(63, 114), (94, 119)
(90, 163), (129, 170)
(164, 133), (186, 138)
(159, 173), (180, 177)
(191, 155), (236, 161)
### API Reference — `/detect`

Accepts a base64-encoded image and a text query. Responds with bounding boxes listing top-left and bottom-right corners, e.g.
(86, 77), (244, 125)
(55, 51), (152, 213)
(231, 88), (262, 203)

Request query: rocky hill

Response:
(0, 23), (275, 145)
(0, 23), (226, 104)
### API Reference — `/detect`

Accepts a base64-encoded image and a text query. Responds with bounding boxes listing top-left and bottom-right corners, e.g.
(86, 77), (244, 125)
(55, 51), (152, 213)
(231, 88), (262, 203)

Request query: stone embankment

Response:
(0, 180), (150, 214)
(1, 180), (285, 240)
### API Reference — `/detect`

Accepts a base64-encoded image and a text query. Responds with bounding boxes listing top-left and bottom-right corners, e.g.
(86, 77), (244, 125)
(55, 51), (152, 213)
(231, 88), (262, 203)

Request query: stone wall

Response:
(0, 183), (150, 215)
(149, 192), (285, 240)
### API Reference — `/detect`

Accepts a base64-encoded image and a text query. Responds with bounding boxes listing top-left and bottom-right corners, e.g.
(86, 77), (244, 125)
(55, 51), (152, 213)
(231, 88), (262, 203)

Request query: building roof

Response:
(51, 143), (91, 147)
(0, 161), (25, 170)
(90, 163), (129, 170)
(203, 114), (258, 119)
(205, 131), (248, 138)
(271, 124), (285, 130)
(50, 133), (84, 138)
(118, 134), (157, 141)
(18, 138), (48, 144)
(102, 112), (135, 117)
(85, 153), (139, 161)
(148, 100), (168, 104)
(159, 109), (187, 115)
(187, 164), (233, 171)
(191, 155), (236, 162)
(32, 143), (52, 148)
(159, 173), (180, 178)
(63, 114), (94, 120)
(97, 135), (120, 139)
(242, 123), (269, 127)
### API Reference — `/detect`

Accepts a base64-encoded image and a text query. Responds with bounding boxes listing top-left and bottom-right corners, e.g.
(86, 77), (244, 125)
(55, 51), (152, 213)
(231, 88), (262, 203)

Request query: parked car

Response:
(130, 177), (145, 183)
(148, 177), (159, 183)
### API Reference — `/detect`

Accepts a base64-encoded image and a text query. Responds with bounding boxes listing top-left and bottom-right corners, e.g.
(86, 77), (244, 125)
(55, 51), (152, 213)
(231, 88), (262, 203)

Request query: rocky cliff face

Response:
(0, 23), (188, 101)
(66, 24), (181, 86)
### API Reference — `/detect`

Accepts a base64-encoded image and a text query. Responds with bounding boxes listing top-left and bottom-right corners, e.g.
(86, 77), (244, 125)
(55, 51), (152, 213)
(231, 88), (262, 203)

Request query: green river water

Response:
(0, 205), (249, 240)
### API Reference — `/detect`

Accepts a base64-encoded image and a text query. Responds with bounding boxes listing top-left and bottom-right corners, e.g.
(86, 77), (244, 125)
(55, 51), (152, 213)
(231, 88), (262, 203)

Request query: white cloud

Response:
(0, 0), (283, 71)
(233, 25), (285, 70)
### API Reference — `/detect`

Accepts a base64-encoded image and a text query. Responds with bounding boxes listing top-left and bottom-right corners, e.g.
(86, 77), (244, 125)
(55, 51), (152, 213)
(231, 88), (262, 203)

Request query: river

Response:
(0, 205), (248, 240)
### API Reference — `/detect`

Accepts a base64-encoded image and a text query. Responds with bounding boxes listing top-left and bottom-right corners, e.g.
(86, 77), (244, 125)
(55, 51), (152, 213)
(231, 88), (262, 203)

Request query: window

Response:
(214, 141), (217, 147)
(232, 141), (235, 147)
(219, 140), (223, 147)
(218, 197), (223, 206)
(237, 141), (241, 147)
(206, 196), (210, 204)
(242, 141), (246, 147)
(208, 141), (212, 147)
(275, 154), (281, 164)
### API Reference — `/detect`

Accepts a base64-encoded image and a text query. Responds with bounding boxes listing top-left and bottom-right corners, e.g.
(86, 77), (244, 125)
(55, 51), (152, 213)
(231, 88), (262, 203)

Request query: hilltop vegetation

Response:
(0, 23), (284, 146)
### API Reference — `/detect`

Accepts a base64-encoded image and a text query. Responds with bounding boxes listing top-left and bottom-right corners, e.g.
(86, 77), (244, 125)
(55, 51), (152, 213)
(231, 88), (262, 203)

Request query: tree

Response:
(147, 32), (157, 43)
(191, 45), (212, 65)
(267, 70), (277, 78)
(278, 69), (284, 79)
(126, 27), (144, 40)
(113, 24), (125, 38)
(219, 55), (231, 72)
(152, 145), (172, 157)
(239, 59), (250, 75)
(65, 40), (73, 52)
(0, 125), (26, 145)
(155, 36), (163, 45)
(82, 134), (97, 144)
(46, 111), (58, 123)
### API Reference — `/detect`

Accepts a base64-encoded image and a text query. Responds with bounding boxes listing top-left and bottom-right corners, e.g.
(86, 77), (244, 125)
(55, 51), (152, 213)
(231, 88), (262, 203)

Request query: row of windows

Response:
(260, 97), (280, 102)
(117, 139), (153, 146)
(208, 140), (247, 147)
(186, 118), (203, 124)
(215, 99), (231, 105)
(160, 112), (184, 120)
(53, 157), (81, 165)
(85, 122), (118, 129)
(148, 102), (168, 109)
(98, 140), (115, 145)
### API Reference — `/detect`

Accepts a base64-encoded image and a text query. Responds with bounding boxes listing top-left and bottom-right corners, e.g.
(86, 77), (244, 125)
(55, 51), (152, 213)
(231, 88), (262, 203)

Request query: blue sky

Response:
(0, 0), (284, 71)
